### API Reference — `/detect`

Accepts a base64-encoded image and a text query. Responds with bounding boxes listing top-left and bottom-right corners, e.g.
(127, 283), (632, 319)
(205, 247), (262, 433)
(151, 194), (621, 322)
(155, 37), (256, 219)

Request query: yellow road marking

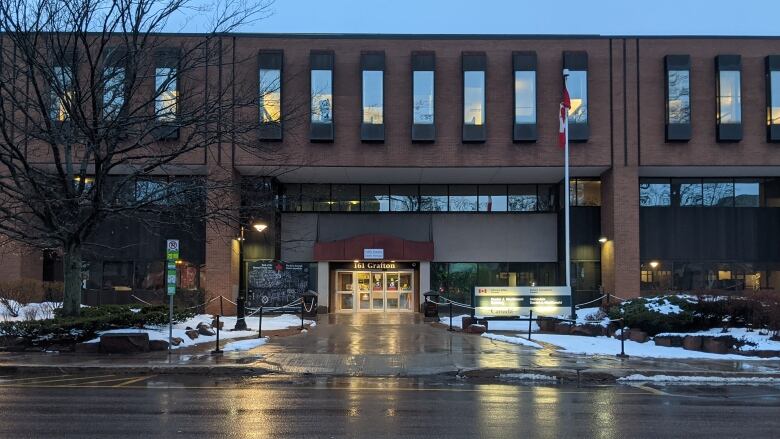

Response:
(0, 374), (72, 383)
(113, 375), (156, 387)
(61, 376), (147, 386)
(0, 374), (116, 386)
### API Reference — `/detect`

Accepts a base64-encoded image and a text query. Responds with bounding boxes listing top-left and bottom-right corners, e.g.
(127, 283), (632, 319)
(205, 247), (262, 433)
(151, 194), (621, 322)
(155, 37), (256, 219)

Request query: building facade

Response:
(3, 34), (780, 315)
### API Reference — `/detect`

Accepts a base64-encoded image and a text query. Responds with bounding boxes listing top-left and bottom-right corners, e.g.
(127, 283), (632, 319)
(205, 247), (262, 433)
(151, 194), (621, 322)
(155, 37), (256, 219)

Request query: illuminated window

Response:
(259, 68), (281, 123)
(413, 70), (434, 124)
(463, 71), (485, 126)
(155, 67), (178, 122)
(514, 71), (536, 124)
(103, 66), (125, 119)
(362, 70), (383, 124)
(51, 66), (73, 122)
(641, 270), (653, 283)
(567, 70), (588, 124)
(718, 70), (741, 124)
(311, 69), (332, 124)
(769, 70), (780, 126)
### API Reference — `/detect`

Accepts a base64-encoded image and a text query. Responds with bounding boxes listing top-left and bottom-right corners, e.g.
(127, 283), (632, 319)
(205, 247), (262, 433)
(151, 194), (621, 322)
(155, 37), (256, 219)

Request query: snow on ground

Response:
(656, 328), (780, 352)
(83, 313), (314, 349)
(499, 373), (559, 382)
(223, 338), (268, 351)
(439, 307), (606, 332)
(642, 297), (685, 315)
(618, 374), (780, 384)
(482, 333), (543, 349)
(0, 301), (62, 322)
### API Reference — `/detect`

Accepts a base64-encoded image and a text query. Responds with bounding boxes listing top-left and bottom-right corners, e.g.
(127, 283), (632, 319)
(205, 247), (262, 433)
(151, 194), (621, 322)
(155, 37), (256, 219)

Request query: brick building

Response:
(2, 34), (780, 315)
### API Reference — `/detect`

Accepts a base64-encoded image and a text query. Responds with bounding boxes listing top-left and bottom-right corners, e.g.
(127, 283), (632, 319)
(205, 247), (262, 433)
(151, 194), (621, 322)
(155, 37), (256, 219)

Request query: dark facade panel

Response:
(563, 51), (588, 142)
(412, 51), (436, 142)
(715, 54), (742, 142)
(310, 50), (334, 142)
(664, 54), (692, 142)
(766, 56), (780, 142)
(258, 50), (283, 141)
(360, 51), (385, 70)
(513, 51), (537, 142)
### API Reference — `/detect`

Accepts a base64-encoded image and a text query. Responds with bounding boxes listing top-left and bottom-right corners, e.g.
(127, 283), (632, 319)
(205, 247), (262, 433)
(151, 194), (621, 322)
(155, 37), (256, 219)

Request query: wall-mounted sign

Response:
(474, 286), (571, 317)
(363, 248), (384, 260)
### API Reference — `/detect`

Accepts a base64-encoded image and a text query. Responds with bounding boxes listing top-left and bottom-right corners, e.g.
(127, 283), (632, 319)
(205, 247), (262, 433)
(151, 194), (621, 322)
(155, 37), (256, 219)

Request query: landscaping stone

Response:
(465, 324), (486, 334)
(703, 338), (729, 354)
(475, 319), (489, 332)
(99, 333), (150, 353)
(196, 323), (215, 336)
(537, 317), (557, 332)
(570, 324), (604, 337)
(683, 335), (704, 351)
(653, 335), (684, 347)
(149, 340), (170, 351)
(74, 342), (100, 353)
(554, 323), (572, 335)
(461, 317), (476, 329)
(629, 330), (649, 343)
(171, 337), (184, 346)
(185, 329), (199, 340)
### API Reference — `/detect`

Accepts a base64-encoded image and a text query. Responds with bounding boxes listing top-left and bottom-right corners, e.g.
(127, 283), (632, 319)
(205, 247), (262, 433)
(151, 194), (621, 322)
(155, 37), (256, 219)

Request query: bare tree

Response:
(0, 0), (289, 315)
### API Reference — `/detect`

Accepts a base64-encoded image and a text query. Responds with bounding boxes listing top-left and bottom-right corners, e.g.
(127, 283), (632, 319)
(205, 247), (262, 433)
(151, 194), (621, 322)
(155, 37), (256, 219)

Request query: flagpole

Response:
(563, 69), (574, 319)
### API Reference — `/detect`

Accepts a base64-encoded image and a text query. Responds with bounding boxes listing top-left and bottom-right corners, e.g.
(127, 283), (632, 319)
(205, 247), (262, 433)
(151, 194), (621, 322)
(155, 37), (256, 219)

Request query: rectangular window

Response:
(300, 184), (331, 212)
(390, 185), (419, 212)
(665, 55), (691, 142)
(734, 179), (759, 207)
(570, 179), (601, 206)
(508, 185), (538, 211)
(420, 185), (448, 211)
(311, 69), (333, 124)
(102, 47), (125, 120)
(332, 184), (360, 212)
(449, 185), (478, 212)
(362, 70), (383, 124)
(280, 184), (301, 212)
(478, 185), (507, 212)
(766, 56), (780, 142)
(361, 185), (390, 212)
(702, 179), (734, 207)
(413, 71), (435, 125)
(513, 51), (537, 142)
(716, 55), (742, 141)
(155, 67), (178, 122)
(463, 71), (485, 126)
(672, 178), (703, 207)
(564, 51), (588, 141)
(640, 179), (671, 207)
(462, 53), (486, 142)
(51, 66), (73, 121)
(259, 69), (281, 123)
(537, 184), (558, 212)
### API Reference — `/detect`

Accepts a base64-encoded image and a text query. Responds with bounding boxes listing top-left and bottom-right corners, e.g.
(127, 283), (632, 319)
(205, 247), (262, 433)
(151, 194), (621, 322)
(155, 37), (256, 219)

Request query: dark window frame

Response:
(766, 56), (780, 142)
(512, 51), (537, 142)
(664, 55), (692, 142)
(715, 55), (742, 142)
(310, 50), (335, 142)
(360, 51), (385, 142)
(258, 50), (284, 141)
(462, 52), (487, 143)
(563, 51), (589, 142)
(411, 51), (436, 142)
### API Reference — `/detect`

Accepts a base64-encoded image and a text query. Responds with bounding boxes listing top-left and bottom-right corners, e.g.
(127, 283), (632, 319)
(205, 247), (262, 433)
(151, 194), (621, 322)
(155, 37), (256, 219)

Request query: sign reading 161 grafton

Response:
(474, 286), (571, 317)
(166, 239), (180, 296)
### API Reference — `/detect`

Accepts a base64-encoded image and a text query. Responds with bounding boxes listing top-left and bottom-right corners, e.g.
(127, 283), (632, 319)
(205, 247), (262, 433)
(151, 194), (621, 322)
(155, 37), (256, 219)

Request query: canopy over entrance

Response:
(313, 234), (434, 261)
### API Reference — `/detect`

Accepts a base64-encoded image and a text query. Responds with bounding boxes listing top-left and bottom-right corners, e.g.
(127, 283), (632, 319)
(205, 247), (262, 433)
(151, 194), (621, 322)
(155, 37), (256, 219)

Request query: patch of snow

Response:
(482, 333), (543, 349)
(500, 373), (559, 382)
(0, 301), (62, 322)
(618, 374), (780, 384)
(529, 334), (780, 360)
(222, 338), (268, 351)
(655, 328), (780, 352)
(642, 297), (683, 315)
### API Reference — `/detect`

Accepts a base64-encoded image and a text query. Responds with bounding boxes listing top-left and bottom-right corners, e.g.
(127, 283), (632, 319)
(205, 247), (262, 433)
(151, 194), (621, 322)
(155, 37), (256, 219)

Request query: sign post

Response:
(166, 239), (180, 354)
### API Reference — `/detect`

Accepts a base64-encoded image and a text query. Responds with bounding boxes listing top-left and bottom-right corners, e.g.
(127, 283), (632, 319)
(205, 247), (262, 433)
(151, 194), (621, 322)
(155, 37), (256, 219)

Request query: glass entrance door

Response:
(335, 269), (415, 313)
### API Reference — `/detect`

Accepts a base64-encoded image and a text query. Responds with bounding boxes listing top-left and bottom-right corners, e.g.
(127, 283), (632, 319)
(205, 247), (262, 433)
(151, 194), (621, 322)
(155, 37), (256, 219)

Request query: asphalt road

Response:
(0, 374), (779, 438)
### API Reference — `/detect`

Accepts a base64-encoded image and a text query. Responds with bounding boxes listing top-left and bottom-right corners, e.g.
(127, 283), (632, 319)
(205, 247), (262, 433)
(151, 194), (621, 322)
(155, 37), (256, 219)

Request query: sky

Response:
(181, 0), (780, 36)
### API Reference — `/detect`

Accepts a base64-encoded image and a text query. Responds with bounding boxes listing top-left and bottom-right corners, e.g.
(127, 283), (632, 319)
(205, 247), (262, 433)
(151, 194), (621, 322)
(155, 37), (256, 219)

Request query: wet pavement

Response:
(1, 313), (779, 378)
(0, 373), (779, 438)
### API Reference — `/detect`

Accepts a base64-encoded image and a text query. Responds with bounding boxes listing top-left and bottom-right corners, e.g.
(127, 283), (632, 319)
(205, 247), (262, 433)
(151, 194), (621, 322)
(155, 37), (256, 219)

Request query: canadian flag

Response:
(559, 75), (571, 148)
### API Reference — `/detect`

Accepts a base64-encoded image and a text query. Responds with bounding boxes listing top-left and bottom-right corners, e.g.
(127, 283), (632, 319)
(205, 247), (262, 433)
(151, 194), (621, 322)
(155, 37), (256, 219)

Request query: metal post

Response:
(168, 293), (173, 354)
(212, 315), (223, 354)
(617, 316), (628, 359)
(219, 295), (224, 317)
(449, 302), (453, 331)
(528, 310), (533, 340)
(258, 306), (263, 339)
(300, 299), (305, 330)
(235, 226), (247, 330)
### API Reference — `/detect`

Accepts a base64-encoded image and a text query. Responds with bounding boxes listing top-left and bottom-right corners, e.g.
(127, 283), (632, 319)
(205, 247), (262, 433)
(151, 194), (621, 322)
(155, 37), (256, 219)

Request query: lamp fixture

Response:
(598, 236), (608, 244)
(649, 261), (660, 269)
(252, 222), (268, 232)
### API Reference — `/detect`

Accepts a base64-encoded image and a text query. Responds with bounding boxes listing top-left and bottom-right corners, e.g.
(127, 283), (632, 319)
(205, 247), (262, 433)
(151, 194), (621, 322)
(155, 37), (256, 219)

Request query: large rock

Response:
(653, 335), (684, 347)
(571, 324), (604, 337)
(185, 329), (199, 340)
(537, 317), (557, 332)
(461, 317), (476, 330)
(475, 319), (489, 332)
(702, 337), (729, 354)
(149, 339), (170, 351)
(465, 324), (486, 334)
(683, 335), (704, 351)
(197, 326), (216, 336)
(554, 322), (573, 335)
(74, 342), (100, 353)
(99, 333), (150, 353)
(171, 337), (184, 346)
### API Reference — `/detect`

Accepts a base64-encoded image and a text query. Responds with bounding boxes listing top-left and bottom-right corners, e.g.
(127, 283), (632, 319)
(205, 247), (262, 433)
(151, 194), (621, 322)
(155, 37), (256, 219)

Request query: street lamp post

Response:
(234, 221), (268, 331)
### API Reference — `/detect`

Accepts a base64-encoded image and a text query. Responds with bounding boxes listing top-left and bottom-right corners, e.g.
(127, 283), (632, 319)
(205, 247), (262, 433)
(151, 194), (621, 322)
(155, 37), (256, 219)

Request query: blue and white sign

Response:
(363, 248), (384, 260)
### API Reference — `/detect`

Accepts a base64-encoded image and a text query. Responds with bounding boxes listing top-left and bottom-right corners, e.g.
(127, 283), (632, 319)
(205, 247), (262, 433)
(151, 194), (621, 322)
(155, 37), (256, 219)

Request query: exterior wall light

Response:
(598, 236), (608, 244)
(649, 261), (659, 269)
(252, 223), (268, 232)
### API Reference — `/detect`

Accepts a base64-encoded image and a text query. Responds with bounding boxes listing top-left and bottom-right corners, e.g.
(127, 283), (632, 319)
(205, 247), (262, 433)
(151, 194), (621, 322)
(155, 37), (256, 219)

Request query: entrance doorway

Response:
(335, 269), (414, 313)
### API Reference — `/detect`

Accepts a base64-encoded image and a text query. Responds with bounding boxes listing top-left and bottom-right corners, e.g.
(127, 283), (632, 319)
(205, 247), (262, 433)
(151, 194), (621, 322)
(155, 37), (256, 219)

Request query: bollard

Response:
(528, 310), (533, 340)
(219, 295), (224, 316)
(212, 315), (223, 354)
(300, 300), (305, 330)
(617, 318), (628, 359)
(257, 306), (263, 339)
(449, 302), (453, 331)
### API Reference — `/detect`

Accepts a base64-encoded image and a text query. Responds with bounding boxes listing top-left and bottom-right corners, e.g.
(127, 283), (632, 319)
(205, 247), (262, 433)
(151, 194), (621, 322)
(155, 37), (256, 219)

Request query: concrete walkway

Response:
(2, 313), (780, 381)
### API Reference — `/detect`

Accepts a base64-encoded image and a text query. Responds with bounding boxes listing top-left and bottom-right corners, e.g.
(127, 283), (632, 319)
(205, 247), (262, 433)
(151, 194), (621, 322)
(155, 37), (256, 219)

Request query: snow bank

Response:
(223, 338), (268, 351)
(482, 333), (543, 349)
(618, 374), (780, 384)
(439, 307), (606, 332)
(499, 373), (559, 382)
(0, 301), (62, 322)
(655, 328), (780, 352)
